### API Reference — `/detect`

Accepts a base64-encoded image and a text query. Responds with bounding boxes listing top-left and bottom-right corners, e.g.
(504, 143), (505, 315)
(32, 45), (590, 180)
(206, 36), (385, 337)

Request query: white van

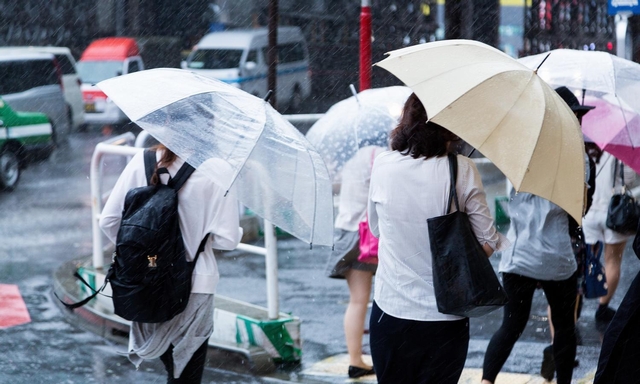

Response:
(182, 27), (311, 111)
(77, 37), (144, 128)
(0, 46), (85, 131)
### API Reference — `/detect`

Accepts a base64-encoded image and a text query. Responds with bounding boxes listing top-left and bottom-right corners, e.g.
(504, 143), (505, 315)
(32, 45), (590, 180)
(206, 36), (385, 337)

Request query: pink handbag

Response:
(357, 149), (379, 264)
(358, 219), (379, 264)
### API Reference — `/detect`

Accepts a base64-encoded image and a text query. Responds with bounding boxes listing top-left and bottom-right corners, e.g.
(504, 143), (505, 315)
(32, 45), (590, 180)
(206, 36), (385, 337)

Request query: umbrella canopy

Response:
(519, 49), (640, 172)
(518, 49), (640, 113)
(582, 94), (640, 173)
(375, 39), (585, 223)
(97, 68), (334, 247)
(305, 86), (412, 183)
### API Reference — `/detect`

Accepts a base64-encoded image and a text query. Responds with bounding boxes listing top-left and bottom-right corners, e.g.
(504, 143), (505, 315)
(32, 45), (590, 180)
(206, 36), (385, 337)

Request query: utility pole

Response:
(267, 0), (278, 109)
(359, 0), (372, 91)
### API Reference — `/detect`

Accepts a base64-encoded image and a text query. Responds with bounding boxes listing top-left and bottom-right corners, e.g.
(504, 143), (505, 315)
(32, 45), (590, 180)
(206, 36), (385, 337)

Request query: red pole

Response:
(359, 0), (372, 91)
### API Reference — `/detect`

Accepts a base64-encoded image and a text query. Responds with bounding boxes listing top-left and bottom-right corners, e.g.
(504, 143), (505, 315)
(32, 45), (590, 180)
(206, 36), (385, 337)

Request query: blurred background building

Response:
(0, 0), (636, 107)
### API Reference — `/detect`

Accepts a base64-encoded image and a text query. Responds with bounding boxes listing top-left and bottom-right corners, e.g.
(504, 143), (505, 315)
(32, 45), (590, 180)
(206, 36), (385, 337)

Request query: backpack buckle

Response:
(147, 255), (158, 268)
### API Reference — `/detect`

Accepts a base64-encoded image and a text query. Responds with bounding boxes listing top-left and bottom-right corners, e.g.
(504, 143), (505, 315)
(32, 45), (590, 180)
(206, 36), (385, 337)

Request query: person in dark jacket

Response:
(593, 225), (640, 383)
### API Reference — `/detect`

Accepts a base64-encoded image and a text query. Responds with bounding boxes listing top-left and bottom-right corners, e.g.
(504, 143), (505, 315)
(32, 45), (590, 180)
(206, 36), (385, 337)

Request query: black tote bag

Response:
(427, 154), (508, 317)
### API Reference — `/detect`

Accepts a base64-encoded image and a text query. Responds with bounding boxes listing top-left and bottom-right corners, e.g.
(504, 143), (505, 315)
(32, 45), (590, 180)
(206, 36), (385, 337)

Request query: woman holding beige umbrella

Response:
(367, 93), (508, 383)
(370, 39), (591, 384)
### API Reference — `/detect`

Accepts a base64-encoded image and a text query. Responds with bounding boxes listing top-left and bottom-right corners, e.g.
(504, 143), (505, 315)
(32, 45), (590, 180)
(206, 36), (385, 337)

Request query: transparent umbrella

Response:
(582, 94), (640, 173)
(97, 68), (334, 247)
(305, 86), (412, 183)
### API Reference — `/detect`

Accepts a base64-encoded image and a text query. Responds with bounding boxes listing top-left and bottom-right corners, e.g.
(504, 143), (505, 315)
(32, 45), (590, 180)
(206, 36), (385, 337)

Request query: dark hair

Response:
(149, 143), (177, 186)
(390, 93), (458, 159)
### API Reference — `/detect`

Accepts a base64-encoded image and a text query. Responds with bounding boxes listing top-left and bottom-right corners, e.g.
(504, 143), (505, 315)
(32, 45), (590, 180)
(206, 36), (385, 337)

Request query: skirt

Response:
(126, 293), (214, 379)
(325, 229), (377, 279)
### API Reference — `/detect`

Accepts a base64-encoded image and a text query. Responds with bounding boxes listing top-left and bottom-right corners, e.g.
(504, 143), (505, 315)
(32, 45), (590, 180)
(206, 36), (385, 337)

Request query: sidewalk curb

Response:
(300, 353), (597, 384)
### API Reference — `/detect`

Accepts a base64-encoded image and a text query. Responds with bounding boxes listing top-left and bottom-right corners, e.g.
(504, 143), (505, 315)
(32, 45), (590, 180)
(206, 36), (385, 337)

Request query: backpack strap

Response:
(54, 267), (113, 310)
(144, 148), (195, 190)
(193, 234), (209, 266)
(169, 162), (196, 190)
(143, 149), (157, 185)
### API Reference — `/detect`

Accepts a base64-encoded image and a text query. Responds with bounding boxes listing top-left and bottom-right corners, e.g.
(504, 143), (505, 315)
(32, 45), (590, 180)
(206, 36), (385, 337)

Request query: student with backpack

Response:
(99, 143), (242, 383)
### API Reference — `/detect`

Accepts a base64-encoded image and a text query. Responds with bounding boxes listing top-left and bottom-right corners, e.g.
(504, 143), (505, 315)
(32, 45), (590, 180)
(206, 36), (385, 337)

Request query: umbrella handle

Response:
(349, 84), (361, 106)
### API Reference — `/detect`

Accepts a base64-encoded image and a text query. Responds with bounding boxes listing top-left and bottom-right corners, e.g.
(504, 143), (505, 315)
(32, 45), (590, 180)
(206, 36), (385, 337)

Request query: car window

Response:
(278, 43), (305, 64)
(187, 49), (243, 69)
(0, 59), (59, 95)
(54, 54), (76, 75)
(77, 61), (123, 84)
(128, 60), (140, 73)
(246, 49), (258, 64)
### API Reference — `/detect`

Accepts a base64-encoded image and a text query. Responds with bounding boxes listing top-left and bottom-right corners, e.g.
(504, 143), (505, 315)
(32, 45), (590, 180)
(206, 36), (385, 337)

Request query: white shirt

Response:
(334, 146), (385, 231)
(99, 150), (243, 294)
(368, 151), (509, 321)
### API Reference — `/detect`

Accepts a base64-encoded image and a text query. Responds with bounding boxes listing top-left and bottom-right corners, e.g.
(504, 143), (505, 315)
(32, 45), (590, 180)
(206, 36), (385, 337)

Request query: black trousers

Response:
(482, 273), (577, 384)
(369, 301), (469, 384)
(159, 340), (209, 384)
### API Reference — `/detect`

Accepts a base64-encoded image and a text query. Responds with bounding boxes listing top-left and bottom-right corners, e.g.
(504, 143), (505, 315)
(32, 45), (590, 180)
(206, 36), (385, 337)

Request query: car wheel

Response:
(0, 147), (20, 191)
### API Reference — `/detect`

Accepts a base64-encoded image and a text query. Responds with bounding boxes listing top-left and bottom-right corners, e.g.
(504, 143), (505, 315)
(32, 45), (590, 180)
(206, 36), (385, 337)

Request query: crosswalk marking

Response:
(0, 284), (31, 329)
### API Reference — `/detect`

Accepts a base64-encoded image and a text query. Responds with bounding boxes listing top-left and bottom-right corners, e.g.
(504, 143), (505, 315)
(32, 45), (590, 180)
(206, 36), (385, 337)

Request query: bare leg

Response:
(599, 242), (627, 306)
(344, 268), (373, 369)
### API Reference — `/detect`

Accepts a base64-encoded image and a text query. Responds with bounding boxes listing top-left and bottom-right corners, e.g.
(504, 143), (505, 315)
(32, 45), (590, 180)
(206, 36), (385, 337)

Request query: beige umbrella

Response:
(375, 39), (586, 224)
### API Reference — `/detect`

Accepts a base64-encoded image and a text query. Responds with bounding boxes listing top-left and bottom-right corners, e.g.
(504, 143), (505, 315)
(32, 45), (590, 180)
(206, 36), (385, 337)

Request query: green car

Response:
(0, 97), (54, 191)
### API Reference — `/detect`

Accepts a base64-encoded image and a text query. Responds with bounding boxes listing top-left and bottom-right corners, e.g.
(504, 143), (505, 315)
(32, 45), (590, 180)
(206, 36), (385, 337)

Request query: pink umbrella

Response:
(582, 94), (640, 174)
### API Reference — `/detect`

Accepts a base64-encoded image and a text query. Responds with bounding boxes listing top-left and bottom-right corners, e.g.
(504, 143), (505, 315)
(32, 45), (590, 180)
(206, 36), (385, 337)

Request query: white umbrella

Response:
(519, 49), (640, 173)
(98, 68), (334, 247)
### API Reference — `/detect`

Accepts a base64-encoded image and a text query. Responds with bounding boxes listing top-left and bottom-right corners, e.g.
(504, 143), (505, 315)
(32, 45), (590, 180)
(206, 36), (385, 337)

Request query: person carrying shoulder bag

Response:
(367, 93), (508, 384)
(582, 150), (638, 324)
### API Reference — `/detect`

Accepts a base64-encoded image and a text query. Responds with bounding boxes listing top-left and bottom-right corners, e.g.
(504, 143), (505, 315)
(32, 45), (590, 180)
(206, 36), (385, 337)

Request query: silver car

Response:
(0, 51), (70, 144)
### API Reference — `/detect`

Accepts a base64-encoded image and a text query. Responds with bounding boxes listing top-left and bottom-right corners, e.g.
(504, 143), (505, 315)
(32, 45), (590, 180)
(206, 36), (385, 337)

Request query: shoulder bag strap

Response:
(446, 153), (460, 213)
(612, 159), (618, 189)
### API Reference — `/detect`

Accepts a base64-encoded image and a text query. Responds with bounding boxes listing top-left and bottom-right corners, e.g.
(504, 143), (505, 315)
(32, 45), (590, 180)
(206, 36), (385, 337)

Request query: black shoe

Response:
(541, 345), (555, 382)
(348, 365), (375, 378)
(595, 305), (616, 323)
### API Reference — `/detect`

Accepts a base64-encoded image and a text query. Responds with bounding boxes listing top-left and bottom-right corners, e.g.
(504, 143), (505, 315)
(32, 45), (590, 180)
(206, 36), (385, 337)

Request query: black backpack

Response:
(58, 149), (207, 323)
